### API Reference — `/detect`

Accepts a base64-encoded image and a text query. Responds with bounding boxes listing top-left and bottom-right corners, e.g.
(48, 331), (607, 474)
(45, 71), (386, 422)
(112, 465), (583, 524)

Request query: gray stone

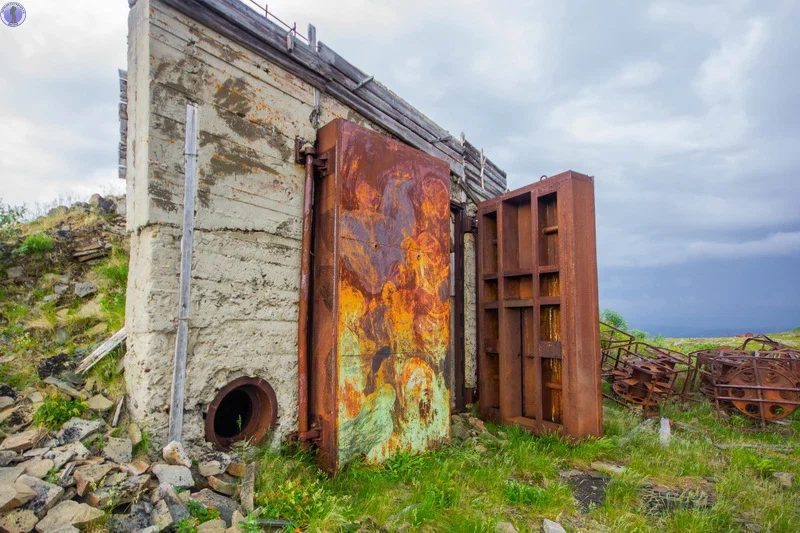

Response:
(151, 464), (193, 488)
(43, 441), (89, 470)
(127, 423), (143, 446)
(541, 519), (566, 533)
(0, 450), (19, 467)
(150, 485), (188, 531)
(86, 474), (150, 508)
(22, 449), (49, 459)
(73, 463), (115, 497)
(197, 519), (227, 532)
(225, 459), (246, 478)
(74, 282), (98, 298)
(0, 465), (25, 483)
(42, 378), (81, 400)
(21, 459), (54, 479)
(161, 441), (191, 468)
(106, 501), (152, 533)
(17, 475), (65, 518)
(495, 522), (518, 533)
(0, 509), (39, 533)
(0, 396), (14, 409)
(198, 451), (231, 477)
(35, 500), (104, 533)
(773, 472), (795, 489)
(55, 418), (104, 446)
(590, 461), (626, 475)
(0, 481), (37, 512)
(122, 459), (150, 476)
(7, 266), (24, 279)
(240, 463), (256, 513)
(103, 437), (133, 464)
(1, 429), (44, 452)
(53, 285), (69, 297)
(150, 500), (174, 532)
(190, 489), (243, 526)
(86, 394), (114, 412)
(207, 473), (237, 497)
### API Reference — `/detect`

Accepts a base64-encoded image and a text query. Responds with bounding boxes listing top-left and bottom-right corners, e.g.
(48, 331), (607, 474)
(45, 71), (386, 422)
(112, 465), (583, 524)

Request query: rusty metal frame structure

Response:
(476, 171), (602, 439)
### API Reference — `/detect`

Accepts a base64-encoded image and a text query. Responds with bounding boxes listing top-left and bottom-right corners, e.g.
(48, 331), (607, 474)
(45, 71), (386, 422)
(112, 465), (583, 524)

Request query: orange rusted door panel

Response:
(311, 119), (451, 473)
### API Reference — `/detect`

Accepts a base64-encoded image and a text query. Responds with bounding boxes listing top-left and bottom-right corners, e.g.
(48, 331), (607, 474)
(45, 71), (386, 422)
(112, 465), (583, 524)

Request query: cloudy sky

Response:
(1, 0), (798, 335)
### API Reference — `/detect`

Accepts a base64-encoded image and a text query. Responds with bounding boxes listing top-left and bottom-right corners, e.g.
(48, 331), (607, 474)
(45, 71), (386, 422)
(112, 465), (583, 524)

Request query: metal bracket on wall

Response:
(463, 215), (478, 234)
(294, 137), (335, 176)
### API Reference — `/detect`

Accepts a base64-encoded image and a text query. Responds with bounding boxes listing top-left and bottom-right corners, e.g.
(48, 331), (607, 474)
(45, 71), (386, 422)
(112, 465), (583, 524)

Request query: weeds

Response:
(33, 392), (87, 429)
(14, 234), (54, 255)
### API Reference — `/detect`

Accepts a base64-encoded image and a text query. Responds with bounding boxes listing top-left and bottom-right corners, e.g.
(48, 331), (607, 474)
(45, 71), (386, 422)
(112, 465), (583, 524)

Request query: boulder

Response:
(55, 418), (104, 446)
(34, 500), (103, 533)
(74, 282), (98, 298)
(151, 464), (193, 488)
(17, 475), (65, 518)
(162, 441), (191, 468)
(773, 472), (795, 489)
(541, 519), (566, 533)
(0, 509), (39, 533)
(198, 452), (231, 477)
(1, 429), (44, 453)
(150, 485), (188, 531)
(85, 474), (150, 508)
(0, 481), (37, 512)
(103, 438), (133, 464)
(85, 395), (114, 412)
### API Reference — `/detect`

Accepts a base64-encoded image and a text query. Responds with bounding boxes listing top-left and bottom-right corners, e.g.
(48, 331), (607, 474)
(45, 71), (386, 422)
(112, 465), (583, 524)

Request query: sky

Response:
(0, 0), (798, 336)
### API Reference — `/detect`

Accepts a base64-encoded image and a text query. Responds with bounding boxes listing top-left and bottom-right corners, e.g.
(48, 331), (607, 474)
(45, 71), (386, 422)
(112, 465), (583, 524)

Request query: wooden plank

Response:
(168, 102), (200, 444)
(76, 327), (128, 373)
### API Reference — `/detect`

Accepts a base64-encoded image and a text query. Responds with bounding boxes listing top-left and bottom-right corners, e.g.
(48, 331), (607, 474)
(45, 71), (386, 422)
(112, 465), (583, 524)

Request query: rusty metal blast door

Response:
(309, 119), (451, 473)
(476, 171), (602, 439)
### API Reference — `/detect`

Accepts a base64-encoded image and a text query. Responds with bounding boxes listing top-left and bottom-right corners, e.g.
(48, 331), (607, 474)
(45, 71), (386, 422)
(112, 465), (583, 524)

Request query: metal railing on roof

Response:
(242, 0), (310, 44)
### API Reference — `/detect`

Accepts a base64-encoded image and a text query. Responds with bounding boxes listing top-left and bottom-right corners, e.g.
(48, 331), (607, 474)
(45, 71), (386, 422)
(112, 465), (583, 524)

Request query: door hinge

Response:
(463, 215), (478, 233)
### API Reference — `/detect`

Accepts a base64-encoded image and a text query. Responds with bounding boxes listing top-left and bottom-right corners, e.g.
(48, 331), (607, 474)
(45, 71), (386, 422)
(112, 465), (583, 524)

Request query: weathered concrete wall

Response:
(125, 0), (480, 448)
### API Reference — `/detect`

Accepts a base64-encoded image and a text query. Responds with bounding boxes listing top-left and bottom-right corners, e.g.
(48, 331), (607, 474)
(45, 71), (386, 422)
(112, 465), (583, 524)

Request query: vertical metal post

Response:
(297, 142), (316, 434)
(168, 102), (199, 444)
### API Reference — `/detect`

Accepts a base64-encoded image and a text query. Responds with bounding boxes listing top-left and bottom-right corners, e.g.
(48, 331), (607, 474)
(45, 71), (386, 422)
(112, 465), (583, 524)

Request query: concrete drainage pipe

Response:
(205, 377), (277, 449)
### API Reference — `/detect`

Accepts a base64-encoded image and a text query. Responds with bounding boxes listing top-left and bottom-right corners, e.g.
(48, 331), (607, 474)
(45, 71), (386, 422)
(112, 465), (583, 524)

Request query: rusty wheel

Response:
(726, 362), (799, 420)
(612, 361), (674, 407)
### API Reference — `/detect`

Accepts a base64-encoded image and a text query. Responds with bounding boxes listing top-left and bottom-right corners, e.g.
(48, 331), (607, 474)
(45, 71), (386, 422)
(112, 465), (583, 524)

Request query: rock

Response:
(85, 395), (114, 412)
(0, 509), (39, 533)
(42, 378), (81, 400)
(162, 441), (191, 468)
(103, 472), (128, 487)
(230, 510), (245, 529)
(22, 449), (49, 459)
(150, 485), (188, 531)
(198, 519), (227, 532)
(1, 430), (44, 453)
(0, 396), (14, 410)
(44, 442), (89, 471)
(151, 464), (193, 488)
(190, 489), (243, 526)
(198, 452), (231, 477)
(107, 500), (152, 533)
(86, 474), (149, 508)
(73, 463), (115, 497)
(225, 459), (245, 478)
(21, 459), (55, 479)
(53, 285), (69, 297)
(0, 482), (37, 512)
(74, 282), (98, 298)
(0, 466), (26, 483)
(0, 403), (35, 431)
(773, 472), (795, 489)
(590, 461), (626, 475)
(150, 500), (175, 532)
(34, 500), (104, 533)
(17, 475), (65, 518)
(495, 522), (518, 533)
(85, 323), (108, 337)
(103, 438), (133, 464)
(541, 519), (566, 533)
(207, 473), (237, 497)
(36, 354), (74, 380)
(0, 451), (19, 467)
(7, 266), (24, 279)
(240, 463), (256, 513)
(122, 459), (149, 476)
(127, 423), (142, 447)
(136, 527), (159, 533)
(55, 418), (104, 446)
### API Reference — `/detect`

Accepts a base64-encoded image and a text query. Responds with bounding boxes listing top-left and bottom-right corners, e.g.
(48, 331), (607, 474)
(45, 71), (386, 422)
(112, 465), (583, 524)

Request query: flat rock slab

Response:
(102, 437), (132, 464)
(85, 395), (114, 412)
(35, 500), (104, 533)
(590, 461), (626, 476)
(541, 519), (566, 533)
(0, 481), (37, 512)
(190, 489), (243, 526)
(0, 450), (20, 467)
(73, 463), (114, 497)
(198, 452), (231, 477)
(17, 475), (65, 518)
(86, 474), (150, 508)
(0, 508), (40, 533)
(55, 419), (104, 446)
(21, 459), (55, 479)
(560, 469), (609, 511)
(151, 464), (194, 488)
(641, 485), (714, 515)
(0, 466), (26, 484)
(1, 429), (44, 453)
(162, 441), (191, 468)
(44, 442), (90, 471)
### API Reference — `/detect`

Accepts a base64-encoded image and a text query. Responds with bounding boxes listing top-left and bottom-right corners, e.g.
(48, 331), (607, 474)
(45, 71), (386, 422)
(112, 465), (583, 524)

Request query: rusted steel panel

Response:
(311, 118), (451, 472)
(476, 171), (602, 439)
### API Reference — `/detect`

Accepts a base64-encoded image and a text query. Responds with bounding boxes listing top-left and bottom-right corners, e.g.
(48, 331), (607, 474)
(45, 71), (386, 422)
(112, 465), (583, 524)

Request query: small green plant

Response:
(33, 392), (87, 429)
(186, 500), (221, 523)
(14, 234), (54, 255)
(175, 516), (197, 533)
(237, 414), (244, 434)
(133, 428), (152, 457)
(0, 200), (25, 238)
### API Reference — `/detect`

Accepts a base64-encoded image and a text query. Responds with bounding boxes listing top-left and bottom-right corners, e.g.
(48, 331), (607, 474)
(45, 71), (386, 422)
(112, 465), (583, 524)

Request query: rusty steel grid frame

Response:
(476, 171), (602, 439)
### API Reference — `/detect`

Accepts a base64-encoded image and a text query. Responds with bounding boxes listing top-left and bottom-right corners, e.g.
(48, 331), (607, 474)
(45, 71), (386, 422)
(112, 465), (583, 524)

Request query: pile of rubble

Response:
(0, 391), (257, 533)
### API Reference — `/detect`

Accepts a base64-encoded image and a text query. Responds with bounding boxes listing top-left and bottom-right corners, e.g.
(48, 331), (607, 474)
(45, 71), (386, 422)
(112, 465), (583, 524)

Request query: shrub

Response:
(33, 392), (87, 429)
(601, 309), (629, 331)
(14, 234), (54, 255)
(0, 200), (25, 238)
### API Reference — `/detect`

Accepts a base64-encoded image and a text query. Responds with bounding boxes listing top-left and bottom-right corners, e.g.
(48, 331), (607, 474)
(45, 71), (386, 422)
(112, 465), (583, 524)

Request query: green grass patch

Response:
(14, 234), (54, 255)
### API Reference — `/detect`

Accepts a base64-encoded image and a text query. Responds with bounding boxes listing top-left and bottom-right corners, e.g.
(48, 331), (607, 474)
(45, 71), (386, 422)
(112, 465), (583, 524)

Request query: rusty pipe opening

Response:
(205, 377), (277, 450)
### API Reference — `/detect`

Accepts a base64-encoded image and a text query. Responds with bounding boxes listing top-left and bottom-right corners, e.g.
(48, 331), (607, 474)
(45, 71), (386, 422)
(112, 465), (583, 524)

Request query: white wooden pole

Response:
(168, 102), (199, 444)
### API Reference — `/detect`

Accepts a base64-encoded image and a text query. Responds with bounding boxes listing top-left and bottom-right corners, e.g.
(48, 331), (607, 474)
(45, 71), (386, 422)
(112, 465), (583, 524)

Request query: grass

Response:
(248, 398), (799, 533)
(14, 234), (54, 255)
